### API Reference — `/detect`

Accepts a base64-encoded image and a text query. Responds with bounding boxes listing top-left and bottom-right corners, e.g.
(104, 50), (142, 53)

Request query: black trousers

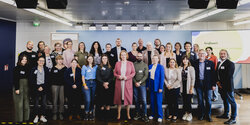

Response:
(34, 91), (47, 116)
(67, 89), (81, 116)
(182, 93), (193, 113)
(166, 88), (180, 116)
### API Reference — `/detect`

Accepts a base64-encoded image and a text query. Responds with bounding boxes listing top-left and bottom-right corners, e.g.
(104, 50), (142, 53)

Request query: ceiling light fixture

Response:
(157, 23), (165, 30)
(131, 24), (138, 30)
(0, 0), (72, 26)
(101, 23), (109, 30)
(89, 23), (96, 30)
(115, 24), (122, 30)
(143, 24), (150, 30)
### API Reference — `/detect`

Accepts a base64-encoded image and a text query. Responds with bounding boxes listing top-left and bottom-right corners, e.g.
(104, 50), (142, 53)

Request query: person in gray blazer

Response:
(179, 55), (195, 122)
(164, 58), (182, 122)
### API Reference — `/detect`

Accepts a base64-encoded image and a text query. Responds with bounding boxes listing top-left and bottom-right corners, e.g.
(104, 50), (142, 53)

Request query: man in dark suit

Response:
(216, 49), (237, 124)
(194, 49), (216, 122)
(111, 38), (126, 67)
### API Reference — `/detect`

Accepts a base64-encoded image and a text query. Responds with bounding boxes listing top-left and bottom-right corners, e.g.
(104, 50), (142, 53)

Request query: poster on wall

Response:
(50, 33), (79, 51)
(192, 30), (250, 63)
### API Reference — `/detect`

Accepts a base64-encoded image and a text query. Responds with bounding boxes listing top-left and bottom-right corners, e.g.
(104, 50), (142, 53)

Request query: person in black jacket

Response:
(64, 59), (82, 121)
(111, 38), (127, 68)
(29, 56), (49, 123)
(104, 43), (115, 69)
(96, 54), (114, 121)
(182, 42), (197, 66)
(50, 55), (67, 120)
(216, 49), (237, 124)
(194, 49), (216, 122)
(13, 54), (30, 123)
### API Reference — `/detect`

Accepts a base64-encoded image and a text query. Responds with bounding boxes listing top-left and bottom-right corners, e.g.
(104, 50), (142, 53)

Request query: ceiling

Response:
(1, 0), (250, 24)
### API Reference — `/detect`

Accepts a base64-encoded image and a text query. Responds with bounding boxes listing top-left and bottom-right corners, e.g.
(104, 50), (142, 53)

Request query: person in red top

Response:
(206, 47), (218, 70)
(206, 47), (219, 101)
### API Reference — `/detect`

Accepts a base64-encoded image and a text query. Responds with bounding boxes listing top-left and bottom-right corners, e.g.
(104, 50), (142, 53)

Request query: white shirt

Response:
(117, 46), (121, 61)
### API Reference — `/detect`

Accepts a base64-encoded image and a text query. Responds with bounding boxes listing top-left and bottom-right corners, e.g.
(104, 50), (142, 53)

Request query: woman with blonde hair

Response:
(160, 42), (176, 68)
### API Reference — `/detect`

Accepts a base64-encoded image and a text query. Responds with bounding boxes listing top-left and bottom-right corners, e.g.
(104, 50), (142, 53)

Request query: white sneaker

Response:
(186, 113), (193, 121)
(40, 116), (47, 123)
(149, 116), (153, 120)
(157, 118), (163, 122)
(33, 116), (39, 123)
(182, 113), (188, 120)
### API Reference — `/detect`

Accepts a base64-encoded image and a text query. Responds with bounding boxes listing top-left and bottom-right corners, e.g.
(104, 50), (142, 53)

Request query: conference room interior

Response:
(1, 0), (250, 125)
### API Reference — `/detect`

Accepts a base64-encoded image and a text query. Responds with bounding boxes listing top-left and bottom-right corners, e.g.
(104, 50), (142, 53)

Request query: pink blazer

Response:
(113, 61), (135, 105)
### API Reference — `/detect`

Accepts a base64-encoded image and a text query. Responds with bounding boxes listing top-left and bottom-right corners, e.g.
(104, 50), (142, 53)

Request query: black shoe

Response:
(207, 116), (213, 122)
(83, 112), (88, 121)
(216, 115), (229, 119)
(133, 113), (141, 120)
(142, 115), (149, 123)
(166, 116), (172, 121)
(198, 116), (204, 120)
(89, 112), (94, 121)
(224, 119), (236, 124)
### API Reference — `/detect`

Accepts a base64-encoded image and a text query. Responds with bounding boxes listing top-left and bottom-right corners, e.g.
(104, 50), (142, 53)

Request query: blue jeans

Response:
(212, 85), (219, 100)
(133, 85), (147, 116)
(196, 81), (212, 117)
(219, 90), (237, 120)
(82, 80), (96, 113)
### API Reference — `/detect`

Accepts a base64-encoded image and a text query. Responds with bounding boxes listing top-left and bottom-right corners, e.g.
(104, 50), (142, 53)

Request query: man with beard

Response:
(133, 52), (149, 122)
(18, 41), (38, 104)
(19, 41), (38, 69)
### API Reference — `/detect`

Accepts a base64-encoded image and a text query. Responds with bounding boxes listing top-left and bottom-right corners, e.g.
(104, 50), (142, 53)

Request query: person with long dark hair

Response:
(89, 41), (103, 65)
(13, 55), (30, 123)
(30, 56), (49, 123)
(96, 54), (114, 121)
(64, 59), (82, 120)
(174, 42), (183, 66)
(206, 47), (219, 102)
(50, 55), (67, 120)
(37, 41), (45, 58)
(180, 55), (195, 122)
(75, 42), (88, 67)
(82, 55), (98, 121)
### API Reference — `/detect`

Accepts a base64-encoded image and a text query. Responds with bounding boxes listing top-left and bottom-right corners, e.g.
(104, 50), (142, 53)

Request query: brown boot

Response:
(76, 115), (81, 120)
(68, 115), (73, 121)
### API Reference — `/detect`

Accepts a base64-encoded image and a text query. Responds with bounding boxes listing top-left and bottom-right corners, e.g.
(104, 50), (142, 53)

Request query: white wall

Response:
(16, 20), (250, 88)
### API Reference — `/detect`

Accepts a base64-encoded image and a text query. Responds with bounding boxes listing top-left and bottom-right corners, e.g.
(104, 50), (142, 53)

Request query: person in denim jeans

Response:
(133, 53), (149, 122)
(82, 54), (98, 121)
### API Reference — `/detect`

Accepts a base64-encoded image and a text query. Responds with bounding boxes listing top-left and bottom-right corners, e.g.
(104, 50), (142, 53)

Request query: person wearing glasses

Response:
(30, 57), (49, 123)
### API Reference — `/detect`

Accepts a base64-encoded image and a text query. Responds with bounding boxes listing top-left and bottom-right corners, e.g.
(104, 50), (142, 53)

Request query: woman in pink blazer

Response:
(114, 50), (135, 121)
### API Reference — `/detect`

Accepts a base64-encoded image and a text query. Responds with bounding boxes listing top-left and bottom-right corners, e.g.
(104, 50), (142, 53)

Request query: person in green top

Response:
(133, 52), (149, 122)
(75, 42), (88, 68)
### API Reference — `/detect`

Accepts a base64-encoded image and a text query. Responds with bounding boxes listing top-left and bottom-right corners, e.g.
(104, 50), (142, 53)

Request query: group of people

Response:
(13, 38), (237, 124)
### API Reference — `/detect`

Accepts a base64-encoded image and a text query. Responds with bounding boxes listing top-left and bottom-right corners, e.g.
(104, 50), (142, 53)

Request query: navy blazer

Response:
(111, 46), (127, 66)
(182, 51), (197, 66)
(29, 66), (50, 91)
(64, 67), (82, 88)
(216, 59), (235, 92)
(146, 64), (165, 92)
(194, 59), (216, 90)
